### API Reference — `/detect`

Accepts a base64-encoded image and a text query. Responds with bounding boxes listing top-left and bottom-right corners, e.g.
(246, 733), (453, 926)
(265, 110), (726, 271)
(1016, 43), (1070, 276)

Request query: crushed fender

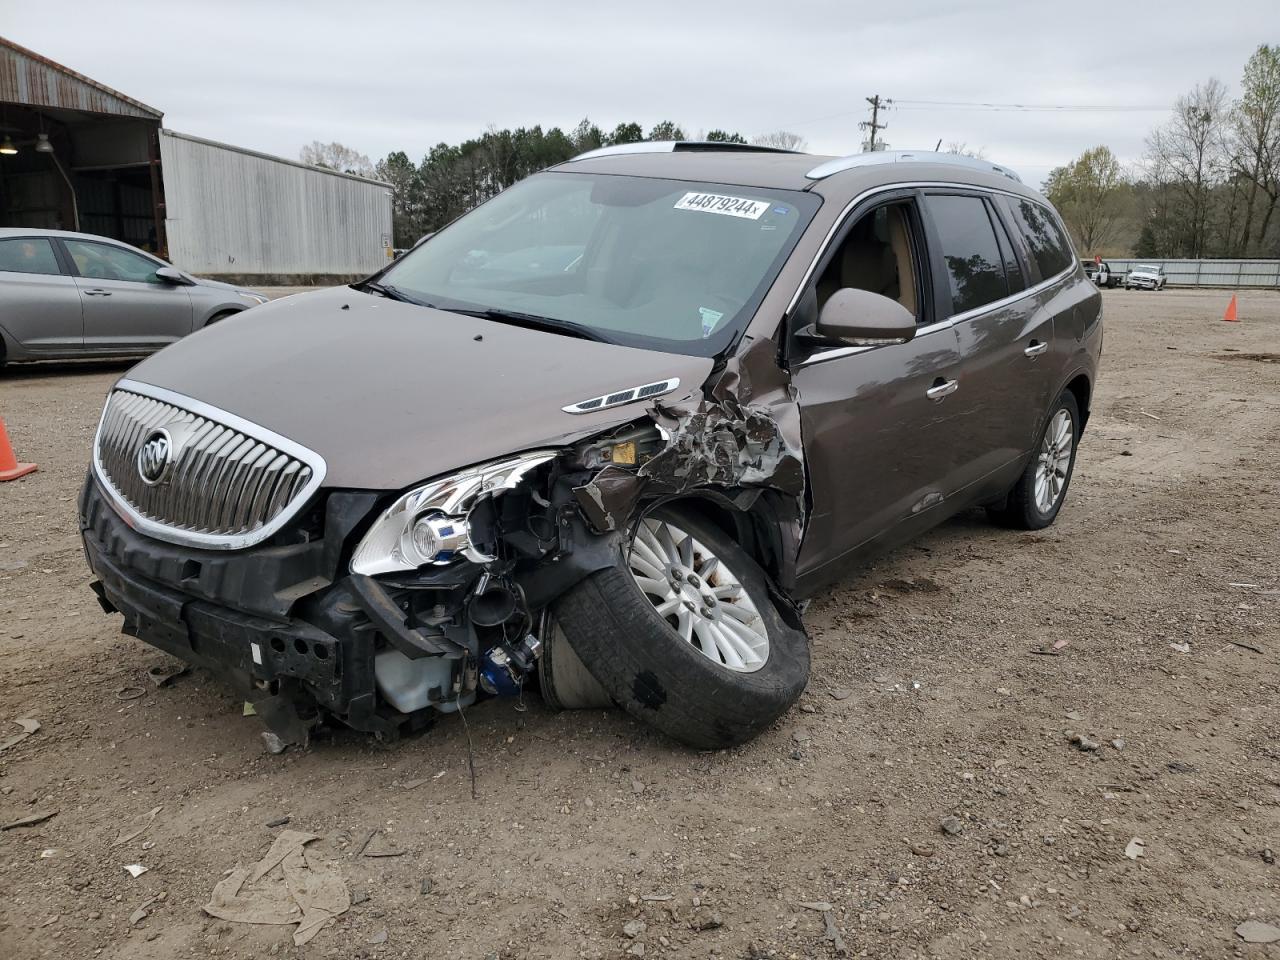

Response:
(572, 339), (807, 553)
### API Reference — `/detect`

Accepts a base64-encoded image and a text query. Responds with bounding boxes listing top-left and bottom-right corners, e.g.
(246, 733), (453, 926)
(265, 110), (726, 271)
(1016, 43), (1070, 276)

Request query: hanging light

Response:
(0, 134), (16, 156)
(35, 132), (53, 154)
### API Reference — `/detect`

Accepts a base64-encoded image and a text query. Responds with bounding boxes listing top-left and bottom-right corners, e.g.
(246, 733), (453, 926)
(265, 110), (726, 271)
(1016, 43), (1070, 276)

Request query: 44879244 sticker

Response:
(674, 192), (771, 220)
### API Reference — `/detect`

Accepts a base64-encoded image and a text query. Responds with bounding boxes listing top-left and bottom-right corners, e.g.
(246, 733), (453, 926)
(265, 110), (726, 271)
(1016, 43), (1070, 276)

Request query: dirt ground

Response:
(1, 287), (1277, 960)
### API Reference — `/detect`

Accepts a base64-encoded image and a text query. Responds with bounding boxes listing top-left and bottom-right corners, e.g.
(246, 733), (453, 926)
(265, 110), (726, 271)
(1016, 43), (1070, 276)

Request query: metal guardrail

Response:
(1100, 259), (1280, 288)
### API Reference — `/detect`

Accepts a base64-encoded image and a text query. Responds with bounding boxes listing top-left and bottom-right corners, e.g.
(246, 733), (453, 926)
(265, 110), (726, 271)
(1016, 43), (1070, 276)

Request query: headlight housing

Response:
(350, 451), (557, 576)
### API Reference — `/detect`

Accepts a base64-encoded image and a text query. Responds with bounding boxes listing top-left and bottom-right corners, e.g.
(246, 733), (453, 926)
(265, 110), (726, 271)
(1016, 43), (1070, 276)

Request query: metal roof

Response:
(0, 35), (163, 120)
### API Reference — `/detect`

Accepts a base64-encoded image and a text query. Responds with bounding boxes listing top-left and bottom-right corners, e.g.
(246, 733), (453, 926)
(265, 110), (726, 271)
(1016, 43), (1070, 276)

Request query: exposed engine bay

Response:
(80, 341), (810, 751)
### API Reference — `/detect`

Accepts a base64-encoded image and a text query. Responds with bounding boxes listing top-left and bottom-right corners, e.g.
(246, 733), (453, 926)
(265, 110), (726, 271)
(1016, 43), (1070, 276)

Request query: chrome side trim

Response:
(561, 377), (681, 414)
(91, 378), (328, 551)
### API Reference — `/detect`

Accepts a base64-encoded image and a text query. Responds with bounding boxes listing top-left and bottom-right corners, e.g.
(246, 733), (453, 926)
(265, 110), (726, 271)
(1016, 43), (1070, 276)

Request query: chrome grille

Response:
(94, 383), (324, 549)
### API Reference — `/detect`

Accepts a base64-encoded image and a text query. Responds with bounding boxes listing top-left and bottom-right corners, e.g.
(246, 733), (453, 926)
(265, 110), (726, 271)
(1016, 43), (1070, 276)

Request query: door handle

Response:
(1024, 340), (1048, 358)
(926, 378), (958, 402)
(83, 288), (112, 297)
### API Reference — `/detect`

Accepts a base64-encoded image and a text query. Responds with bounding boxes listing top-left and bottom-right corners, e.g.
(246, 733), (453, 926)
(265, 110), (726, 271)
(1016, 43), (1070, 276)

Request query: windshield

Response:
(1136, 264), (1160, 272)
(377, 172), (821, 356)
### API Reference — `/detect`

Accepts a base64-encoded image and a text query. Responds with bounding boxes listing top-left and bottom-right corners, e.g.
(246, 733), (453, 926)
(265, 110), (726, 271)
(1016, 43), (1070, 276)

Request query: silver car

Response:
(0, 229), (267, 367)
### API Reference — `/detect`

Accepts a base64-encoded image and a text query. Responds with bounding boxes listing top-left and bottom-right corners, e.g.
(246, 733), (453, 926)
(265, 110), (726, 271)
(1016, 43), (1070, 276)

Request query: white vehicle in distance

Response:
(1124, 263), (1167, 291)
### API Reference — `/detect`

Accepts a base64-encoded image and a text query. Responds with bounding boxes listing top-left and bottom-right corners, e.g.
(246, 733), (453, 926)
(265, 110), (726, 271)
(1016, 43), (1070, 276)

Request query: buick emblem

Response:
(137, 428), (174, 486)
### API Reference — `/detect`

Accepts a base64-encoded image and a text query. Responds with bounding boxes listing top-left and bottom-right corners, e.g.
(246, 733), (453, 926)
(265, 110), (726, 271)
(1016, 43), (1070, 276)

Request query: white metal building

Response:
(160, 130), (392, 281)
(0, 36), (392, 282)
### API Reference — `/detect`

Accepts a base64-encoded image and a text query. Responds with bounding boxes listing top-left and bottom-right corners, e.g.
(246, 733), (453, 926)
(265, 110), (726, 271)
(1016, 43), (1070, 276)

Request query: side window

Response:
(815, 201), (922, 322)
(925, 194), (1008, 316)
(64, 239), (163, 284)
(988, 202), (1026, 294)
(1004, 198), (1074, 281)
(0, 238), (62, 276)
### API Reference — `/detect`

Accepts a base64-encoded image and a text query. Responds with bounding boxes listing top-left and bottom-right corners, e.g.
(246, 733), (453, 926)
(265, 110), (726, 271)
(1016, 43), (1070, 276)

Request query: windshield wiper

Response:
(359, 280), (423, 305)
(448, 307), (614, 343)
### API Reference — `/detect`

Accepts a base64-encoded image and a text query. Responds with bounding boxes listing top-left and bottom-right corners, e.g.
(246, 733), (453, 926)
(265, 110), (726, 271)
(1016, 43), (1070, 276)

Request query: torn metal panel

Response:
(573, 337), (808, 547)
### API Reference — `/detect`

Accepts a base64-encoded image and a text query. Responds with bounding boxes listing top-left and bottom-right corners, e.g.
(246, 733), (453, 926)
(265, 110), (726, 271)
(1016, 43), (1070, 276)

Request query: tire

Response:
(553, 504), (810, 750)
(987, 390), (1081, 530)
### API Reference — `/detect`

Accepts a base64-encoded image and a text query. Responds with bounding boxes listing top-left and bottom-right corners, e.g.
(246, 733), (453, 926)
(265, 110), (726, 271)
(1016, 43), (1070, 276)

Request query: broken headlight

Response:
(350, 451), (557, 576)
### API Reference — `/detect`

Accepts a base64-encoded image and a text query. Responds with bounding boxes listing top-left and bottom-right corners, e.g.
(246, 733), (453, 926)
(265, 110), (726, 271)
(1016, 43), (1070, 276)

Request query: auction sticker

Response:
(674, 192), (770, 220)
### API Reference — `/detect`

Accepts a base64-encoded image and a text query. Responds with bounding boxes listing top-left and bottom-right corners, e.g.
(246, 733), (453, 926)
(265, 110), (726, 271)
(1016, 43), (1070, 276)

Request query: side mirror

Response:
(814, 287), (916, 344)
(155, 266), (193, 285)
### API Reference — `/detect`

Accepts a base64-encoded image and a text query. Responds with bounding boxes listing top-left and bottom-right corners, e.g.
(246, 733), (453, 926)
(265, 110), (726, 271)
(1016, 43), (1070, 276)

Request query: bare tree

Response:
(1043, 146), (1128, 252)
(1144, 79), (1230, 257)
(1230, 45), (1280, 255)
(299, 141), (375, 178)
(944, 141), (987, 159)
(751, 130), (808, 151)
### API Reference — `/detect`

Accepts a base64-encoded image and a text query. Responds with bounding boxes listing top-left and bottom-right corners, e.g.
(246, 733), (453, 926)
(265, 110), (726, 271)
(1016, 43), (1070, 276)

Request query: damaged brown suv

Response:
(80, 144), (1102, 750)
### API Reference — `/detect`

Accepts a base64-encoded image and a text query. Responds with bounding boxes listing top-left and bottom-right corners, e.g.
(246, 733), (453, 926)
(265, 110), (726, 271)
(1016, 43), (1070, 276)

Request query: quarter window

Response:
(0, 237), (61, 276)
(1004, 198), (1074, 281)
(64, 239), (163, 284)
(926, 194), (1008, 315)
(989, 205), (1026, 294)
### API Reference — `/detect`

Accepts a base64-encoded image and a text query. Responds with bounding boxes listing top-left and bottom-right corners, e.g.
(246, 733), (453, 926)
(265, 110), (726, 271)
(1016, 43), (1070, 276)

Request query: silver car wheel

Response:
(1034, 409), (1074, 513)
(627, 517), (769, 673)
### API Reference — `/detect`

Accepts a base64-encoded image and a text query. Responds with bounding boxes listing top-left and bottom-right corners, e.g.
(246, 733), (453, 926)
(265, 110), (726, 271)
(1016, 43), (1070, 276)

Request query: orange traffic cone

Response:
(0, 417), (37, 481)
(1223, 294), (1239, 322)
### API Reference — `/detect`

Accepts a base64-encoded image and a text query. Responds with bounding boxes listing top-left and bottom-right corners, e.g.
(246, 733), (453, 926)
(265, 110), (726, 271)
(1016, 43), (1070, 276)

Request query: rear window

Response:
(926, 194), (1009, 316)
(0, 237), (60, 276)
(1004, 198), (1075, 281)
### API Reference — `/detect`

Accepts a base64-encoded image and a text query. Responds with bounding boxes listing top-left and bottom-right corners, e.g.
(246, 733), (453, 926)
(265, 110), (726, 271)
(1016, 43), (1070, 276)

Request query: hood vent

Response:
(562, 378), (680, 415)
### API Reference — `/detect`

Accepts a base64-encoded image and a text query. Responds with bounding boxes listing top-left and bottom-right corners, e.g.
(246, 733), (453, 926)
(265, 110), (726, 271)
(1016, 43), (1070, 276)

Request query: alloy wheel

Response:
(1034, 409), (1074, 513)
(626, 517), (769, 673)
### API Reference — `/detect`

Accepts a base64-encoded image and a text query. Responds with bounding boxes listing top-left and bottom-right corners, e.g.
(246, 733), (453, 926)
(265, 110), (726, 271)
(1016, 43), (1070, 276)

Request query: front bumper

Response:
(78, 475), (470, 736)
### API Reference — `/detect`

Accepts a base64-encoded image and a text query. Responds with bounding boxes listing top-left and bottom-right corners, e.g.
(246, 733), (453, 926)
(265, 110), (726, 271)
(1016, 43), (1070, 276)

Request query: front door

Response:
(789, 197), (967, 584)
(0, 236), (83, 354)
(60, 238), (194, 353)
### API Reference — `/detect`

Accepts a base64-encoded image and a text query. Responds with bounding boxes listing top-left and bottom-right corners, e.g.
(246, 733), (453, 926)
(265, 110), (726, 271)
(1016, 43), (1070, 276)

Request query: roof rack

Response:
(806, 150), (1022, 183)
(569, 140), (802, 162)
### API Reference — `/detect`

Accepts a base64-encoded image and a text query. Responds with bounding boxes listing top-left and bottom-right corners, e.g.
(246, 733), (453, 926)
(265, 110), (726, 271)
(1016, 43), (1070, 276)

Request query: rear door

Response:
(0, 236), (83, 354)
(60, 238), (194, 353)
(920, 191), (1055, 494)
(790, 193), (965, 583)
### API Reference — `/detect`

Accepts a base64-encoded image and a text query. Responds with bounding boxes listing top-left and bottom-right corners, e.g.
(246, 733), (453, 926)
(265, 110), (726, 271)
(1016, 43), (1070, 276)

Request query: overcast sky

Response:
(3, 0), (1271, 188)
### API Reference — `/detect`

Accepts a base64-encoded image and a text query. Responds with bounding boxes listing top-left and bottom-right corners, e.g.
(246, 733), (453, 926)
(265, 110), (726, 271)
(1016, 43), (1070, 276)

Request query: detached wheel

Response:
(987, 390), (1080, 530)
(553, 505), (809, 749)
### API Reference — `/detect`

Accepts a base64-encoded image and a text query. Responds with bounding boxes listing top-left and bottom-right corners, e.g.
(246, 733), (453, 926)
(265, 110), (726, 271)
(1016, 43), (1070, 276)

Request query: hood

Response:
(124, 287), (714, 489)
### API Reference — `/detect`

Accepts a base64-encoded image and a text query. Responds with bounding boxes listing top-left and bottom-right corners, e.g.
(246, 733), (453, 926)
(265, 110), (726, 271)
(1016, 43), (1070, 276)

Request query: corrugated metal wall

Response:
(1102, 259), (1280, 288)
(159, 129), (392, 278)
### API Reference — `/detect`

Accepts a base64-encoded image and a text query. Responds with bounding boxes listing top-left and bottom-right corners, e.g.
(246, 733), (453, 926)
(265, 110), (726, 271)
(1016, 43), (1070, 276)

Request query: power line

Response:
(774, 97), (1167, 132)
(894, 98), (1166, 113)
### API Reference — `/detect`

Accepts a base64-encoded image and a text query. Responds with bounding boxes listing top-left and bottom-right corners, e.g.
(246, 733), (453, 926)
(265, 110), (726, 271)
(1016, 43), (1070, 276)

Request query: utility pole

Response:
(860, 95), (891, 152)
